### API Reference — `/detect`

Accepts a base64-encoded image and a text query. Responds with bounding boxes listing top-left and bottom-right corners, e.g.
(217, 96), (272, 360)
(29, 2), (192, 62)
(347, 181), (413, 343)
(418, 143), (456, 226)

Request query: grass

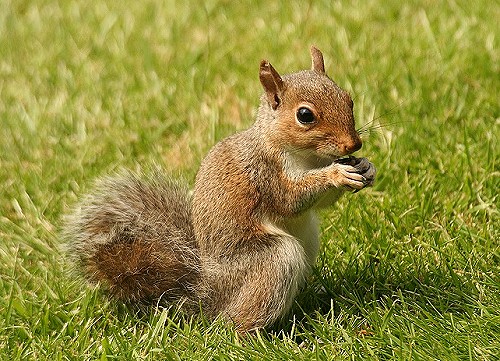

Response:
(0, 0), (498, 359)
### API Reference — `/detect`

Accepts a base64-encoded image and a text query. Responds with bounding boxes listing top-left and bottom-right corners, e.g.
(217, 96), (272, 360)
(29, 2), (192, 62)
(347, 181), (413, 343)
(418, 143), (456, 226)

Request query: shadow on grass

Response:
(273, 251), (480, 337)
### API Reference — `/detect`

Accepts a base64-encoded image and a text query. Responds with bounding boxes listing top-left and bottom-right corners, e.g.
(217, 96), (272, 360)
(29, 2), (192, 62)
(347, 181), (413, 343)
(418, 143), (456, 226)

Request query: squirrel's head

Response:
(258, 46), (362, 160)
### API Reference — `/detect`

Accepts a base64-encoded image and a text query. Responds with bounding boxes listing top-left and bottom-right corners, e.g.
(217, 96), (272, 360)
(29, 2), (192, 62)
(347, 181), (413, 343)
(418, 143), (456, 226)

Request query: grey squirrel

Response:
(64, 46), (376, 332)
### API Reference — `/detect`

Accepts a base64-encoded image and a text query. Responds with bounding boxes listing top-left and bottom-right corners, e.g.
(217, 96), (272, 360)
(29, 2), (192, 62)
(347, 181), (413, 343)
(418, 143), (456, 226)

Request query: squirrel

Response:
(64, 46), (376, 332)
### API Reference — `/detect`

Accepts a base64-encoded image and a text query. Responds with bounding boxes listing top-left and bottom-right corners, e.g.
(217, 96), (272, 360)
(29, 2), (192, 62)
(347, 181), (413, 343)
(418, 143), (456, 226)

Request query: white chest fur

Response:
(283, 210), (320, 265)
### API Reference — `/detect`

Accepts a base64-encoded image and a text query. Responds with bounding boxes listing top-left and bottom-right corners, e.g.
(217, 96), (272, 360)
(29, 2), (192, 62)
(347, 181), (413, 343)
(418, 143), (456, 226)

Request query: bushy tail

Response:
(63, 169), (199, 303)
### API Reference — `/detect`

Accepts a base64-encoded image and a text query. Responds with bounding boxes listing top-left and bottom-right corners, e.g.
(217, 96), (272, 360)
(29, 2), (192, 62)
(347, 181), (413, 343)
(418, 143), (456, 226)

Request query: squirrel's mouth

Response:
(334, 155), (361, 166)
(315, 152), (343, 165)
(317, 154), (362, 168)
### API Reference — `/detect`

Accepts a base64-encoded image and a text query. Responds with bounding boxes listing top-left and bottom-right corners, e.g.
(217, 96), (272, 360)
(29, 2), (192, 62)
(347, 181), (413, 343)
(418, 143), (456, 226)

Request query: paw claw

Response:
(330, 158), (376, 191)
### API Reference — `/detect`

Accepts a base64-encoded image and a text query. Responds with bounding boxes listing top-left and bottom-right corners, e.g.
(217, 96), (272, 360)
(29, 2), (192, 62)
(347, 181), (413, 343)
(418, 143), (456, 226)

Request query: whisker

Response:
(373, 100), (406, 120)
(357, 100), (410, 134)
(358, 120), (415, 136)
(351, 90), (369, 101)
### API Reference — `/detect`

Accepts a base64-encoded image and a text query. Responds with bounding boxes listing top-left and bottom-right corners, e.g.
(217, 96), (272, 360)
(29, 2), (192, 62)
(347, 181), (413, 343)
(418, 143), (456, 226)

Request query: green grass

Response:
(1, 0), (498, 359)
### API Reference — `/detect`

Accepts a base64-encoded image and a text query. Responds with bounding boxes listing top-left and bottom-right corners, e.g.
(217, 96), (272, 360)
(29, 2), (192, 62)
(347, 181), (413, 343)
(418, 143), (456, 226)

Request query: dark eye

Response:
(296, 107), (315, 124)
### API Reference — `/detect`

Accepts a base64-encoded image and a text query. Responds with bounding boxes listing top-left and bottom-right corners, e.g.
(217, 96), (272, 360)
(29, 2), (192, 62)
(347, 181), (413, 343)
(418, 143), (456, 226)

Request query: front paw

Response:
(354, 158), (376, 187)
(333, 157), (376, 190)
(329, 163), (366, 190)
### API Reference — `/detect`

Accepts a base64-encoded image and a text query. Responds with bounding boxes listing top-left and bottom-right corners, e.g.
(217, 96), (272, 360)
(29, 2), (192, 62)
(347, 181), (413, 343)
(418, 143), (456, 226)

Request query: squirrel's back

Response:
(64, 170), (199, 303)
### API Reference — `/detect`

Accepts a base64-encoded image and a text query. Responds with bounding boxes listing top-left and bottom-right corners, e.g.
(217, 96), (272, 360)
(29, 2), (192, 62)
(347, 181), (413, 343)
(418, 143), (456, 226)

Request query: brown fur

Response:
(64, 46), (376, 332)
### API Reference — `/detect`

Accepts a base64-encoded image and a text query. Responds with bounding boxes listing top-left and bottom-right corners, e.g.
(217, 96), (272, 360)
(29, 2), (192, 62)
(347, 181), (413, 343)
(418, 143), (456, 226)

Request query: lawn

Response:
(0, 0), (498, 359)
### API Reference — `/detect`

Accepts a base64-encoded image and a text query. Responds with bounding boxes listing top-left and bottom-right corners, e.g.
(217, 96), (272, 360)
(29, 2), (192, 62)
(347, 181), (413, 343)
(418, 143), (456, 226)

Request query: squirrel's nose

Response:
(342, 135), (362, 155)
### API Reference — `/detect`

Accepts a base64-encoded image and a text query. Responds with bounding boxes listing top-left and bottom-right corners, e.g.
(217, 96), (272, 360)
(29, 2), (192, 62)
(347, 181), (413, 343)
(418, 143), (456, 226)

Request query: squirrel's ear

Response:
(259, 60), (284, 110)
(310, 46), (325, 74)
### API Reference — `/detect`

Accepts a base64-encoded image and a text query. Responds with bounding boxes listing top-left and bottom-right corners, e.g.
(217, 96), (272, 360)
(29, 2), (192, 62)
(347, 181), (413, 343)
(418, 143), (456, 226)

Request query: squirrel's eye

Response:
(296, 107), (315, 124)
